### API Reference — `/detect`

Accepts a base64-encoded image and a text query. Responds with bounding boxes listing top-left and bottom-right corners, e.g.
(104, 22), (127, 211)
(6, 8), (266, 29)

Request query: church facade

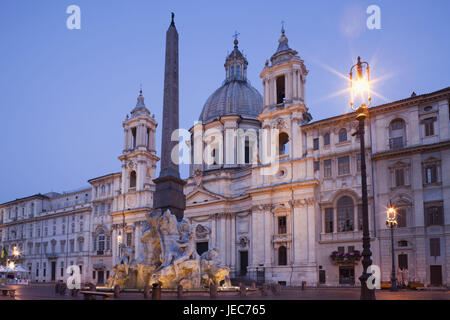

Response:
(0, 22), (449, 288)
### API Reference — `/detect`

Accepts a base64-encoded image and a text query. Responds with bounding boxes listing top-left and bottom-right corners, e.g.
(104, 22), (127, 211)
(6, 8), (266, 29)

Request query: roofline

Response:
(303, 86), (450, 129)
(0, 194), (49, 207)
(88, 172), (121, 183)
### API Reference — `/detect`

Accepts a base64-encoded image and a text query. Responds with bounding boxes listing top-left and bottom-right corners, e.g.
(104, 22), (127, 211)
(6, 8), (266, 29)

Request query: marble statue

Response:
(108, 209), (231, 290)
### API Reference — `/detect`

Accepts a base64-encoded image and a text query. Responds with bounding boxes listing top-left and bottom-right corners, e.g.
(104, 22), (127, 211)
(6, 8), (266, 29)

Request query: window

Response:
(356, 153), (361, 172)
(313, 138), (319, 150)
(389, 119), (405, 149)
(101, 185), (105, 195)
(430, 238), (440, 257)
(324, 159), (332, 178)
(338, 128), (347, 142)
(425, 204), (443, 226)
(278, 216), (287, 234)
(395, 168), (405, 187)
(338, 156), (350, 175)
(244, 138), (251, 164)
(398, 254), (408, 270)
(129, 171), (136, 189)
(325, 208), (333, 233)
(424, 118), (435, 136)
(398, 240), (408, 247)
(146, 128), (150, 148)
(100, 203), (105, 214)
(357, 205), (363, 231)
(79, 241), (83, 252)
(424, 165), (438, 184)
(278, 246), (287, 265)
(314, 161), (320, 172)
(337, 196), (354, 232)
(323, 133), (330, 146)
(278, 133), (289, 155)
(276, 75), (285, 104)
(126, 232), (133, 247)
(70, 240), (74, 253)
(131, 127), (137, 149)
(98, 230), (105, 252)
(397, 208), (407, 228)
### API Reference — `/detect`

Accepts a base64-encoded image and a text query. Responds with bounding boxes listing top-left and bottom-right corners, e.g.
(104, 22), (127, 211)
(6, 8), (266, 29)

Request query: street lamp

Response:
(349, 56), (375, 300)
(386, 204), (398, 292)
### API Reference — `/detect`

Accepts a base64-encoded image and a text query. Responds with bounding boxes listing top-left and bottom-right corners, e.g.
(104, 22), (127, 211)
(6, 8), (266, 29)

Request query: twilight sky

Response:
(0, 0), (449, 203)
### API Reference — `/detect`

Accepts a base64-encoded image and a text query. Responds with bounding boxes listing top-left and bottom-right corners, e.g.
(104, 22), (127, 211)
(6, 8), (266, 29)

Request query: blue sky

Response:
(0, 0), (449, 203)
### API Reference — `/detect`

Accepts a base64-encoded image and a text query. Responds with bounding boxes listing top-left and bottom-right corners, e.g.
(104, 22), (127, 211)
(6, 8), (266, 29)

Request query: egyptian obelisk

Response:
(153, 13), (186, 221)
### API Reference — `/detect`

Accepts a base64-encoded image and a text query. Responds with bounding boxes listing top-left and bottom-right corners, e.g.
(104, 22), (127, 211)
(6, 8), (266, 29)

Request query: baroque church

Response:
(1, 18), (449, 288)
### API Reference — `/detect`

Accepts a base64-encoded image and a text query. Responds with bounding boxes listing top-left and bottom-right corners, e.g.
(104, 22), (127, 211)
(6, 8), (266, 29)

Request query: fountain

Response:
(108, 209), (231, 290)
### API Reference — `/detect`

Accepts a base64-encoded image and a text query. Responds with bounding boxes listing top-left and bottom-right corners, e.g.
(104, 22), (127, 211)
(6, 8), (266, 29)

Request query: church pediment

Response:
(186, 188), (224, 205)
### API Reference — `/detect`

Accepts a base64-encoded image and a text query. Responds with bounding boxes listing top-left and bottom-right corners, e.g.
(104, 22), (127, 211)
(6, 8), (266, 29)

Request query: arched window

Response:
(324, 133), (330, 146)
(279, 132), (289, 155)
(129, 171), (136, 189)
(278, 246), (287, 265)
(276, 75), (286, 104)
(389, 119), (406, 149)
(337, 196), (354, 232)
(338, 128), (347, 142)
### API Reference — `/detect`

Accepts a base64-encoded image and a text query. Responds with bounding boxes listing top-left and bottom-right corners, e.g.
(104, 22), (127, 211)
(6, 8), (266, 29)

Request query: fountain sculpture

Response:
(108, 209), (231, 290)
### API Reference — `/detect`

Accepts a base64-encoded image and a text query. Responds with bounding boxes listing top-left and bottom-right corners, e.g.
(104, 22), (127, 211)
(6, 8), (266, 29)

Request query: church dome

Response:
(199, 39), (263, 123)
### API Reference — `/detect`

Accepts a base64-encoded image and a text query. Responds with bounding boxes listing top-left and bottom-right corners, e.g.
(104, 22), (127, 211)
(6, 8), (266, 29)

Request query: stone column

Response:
(307, 201), (316, 263)
(124, 129), (129, 150)
(298, 204), (308, 263)
(220, 215), (226, 264)
(211, 213), (217, 248)
(264, 210), (272, 266)
(272, 78), (277, 105)
(321, 208), (325, 235)
(111, 227), (117, 264)
(333, 207), (338, 233)
(231, 214), (236, 274)
(286, 72), (292, 101)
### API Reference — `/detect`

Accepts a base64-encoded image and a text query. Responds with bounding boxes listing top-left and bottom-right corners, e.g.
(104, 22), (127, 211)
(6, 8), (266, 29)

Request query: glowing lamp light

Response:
(8, 261), (15, 270)
(12, 246), (20, 257)
(386, 206), (398, 227)
(350, 56), (371, 112)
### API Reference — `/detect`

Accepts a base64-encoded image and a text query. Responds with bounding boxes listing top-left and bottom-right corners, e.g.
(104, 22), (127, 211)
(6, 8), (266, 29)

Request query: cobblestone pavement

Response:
(0, 284), (448, 300)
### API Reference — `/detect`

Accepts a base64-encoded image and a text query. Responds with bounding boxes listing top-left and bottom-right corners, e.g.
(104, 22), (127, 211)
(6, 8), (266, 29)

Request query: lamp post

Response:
(386, 205), (398, 291)
(349, 56), (375, 300)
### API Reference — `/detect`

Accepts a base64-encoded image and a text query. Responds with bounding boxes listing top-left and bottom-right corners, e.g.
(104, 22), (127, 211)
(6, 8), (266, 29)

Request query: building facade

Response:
(1, 25), (448, 288)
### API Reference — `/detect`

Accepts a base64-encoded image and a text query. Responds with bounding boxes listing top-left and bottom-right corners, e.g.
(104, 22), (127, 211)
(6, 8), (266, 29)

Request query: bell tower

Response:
(118, 89), (159, 209)
(260, 27), (309, 109)
(258, 27), (311, 160)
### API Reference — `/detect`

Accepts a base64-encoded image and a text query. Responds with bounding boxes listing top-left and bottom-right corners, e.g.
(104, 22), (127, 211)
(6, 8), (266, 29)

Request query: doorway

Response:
(51, 262), (56, 281)
(430, 265), (442, 286)
(97, 270), (104, 285)
(339, 266), (355, 285)
(240, 251), (248, 276)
